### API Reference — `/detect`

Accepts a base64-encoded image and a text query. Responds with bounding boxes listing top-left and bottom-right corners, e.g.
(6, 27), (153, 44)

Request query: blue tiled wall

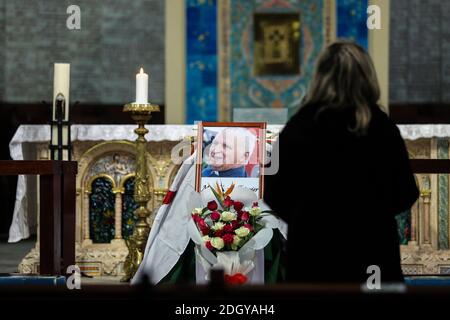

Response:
(186, 0), (217, 124)
(185, 0), (369, 123)
(337, 0), (368, 50)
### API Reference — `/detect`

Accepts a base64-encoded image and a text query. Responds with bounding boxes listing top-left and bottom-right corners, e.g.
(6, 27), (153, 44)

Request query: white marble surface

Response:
(7, 124), (444, 242)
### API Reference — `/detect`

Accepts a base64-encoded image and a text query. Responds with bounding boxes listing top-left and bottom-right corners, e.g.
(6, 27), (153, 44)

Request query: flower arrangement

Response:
(189, 183), (275, 285)
(191, 183), (265, 254)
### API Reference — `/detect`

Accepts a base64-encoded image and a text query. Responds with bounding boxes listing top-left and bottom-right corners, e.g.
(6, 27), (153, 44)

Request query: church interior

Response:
(1, 0), (450, 310)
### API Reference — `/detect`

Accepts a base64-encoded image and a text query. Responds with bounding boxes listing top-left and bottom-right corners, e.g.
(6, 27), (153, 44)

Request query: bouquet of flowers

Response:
(188, 183), (275, 285)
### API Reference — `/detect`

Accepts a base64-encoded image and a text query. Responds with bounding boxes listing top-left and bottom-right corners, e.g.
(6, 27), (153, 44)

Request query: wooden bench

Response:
(0, 160), (77, 275)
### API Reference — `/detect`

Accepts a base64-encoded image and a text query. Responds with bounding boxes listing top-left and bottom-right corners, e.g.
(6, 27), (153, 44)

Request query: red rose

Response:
(252, 202), (258, 207)
(233, 201), (244, 212)
(223, 224), (234, 233)
(207, 200), (218, 211)
(244, 223), (253, 231)
(197, 218), (206, 228)
(214, 229), (223, 237)
(200, 226), (210, 235)
(222, 233), (234, 245)
(224, 273), (247, 285)
(205, 241), (213, 251)
(231, 220), (239, 229)
(240, 211), (249, 221)
(210, 211), (220, 221)
(192, 214), (201, 222)
(224, 196), (234, 208)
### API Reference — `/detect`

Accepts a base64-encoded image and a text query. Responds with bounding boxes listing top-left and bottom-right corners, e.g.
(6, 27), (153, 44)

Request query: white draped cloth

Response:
(132, 153), (288, 284)
(131, 154), (197, 284)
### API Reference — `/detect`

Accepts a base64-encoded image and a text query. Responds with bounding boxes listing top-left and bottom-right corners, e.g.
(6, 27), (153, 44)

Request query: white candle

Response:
(53, 63), (70, 120)
(136, 67), (148, 104)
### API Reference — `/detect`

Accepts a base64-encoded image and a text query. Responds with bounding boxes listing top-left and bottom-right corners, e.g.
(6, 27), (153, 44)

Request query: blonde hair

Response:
(303, 41), (382, 135)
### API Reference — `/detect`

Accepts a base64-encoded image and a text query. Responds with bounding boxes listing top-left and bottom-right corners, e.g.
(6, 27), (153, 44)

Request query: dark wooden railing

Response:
(0, 160), (77, 275)
(411, 159), (450, 174)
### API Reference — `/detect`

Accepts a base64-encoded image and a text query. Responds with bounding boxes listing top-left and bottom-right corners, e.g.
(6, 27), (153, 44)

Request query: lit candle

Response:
(136, 67), (148, 104)
(53, 63), (70, 120)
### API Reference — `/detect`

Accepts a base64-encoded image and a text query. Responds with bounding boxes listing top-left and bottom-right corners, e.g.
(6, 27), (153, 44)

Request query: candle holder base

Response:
(121, 102), (160, 283)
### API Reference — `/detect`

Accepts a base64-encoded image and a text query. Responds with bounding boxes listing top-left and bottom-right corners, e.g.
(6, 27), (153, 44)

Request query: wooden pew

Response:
(0, 160), (77, 275)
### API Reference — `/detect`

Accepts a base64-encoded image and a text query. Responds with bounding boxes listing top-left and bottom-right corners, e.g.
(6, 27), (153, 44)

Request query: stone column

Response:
(112, 188), (124, 240)
(82, 190), (92, 245)
(421, 190), (432, 245)
(410, 202), (418, 244)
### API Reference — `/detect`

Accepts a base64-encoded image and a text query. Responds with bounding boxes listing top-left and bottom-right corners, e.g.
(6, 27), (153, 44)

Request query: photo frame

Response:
(196, 122), (267, 198)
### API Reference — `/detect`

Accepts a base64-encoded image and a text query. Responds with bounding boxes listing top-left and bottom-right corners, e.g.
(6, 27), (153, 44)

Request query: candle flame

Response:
(140, 67), (144, 74)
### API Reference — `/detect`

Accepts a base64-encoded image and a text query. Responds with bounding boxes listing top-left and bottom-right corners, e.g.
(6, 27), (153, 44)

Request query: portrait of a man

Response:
(196, 122), (266, 197)
(202, 127), (258, 178)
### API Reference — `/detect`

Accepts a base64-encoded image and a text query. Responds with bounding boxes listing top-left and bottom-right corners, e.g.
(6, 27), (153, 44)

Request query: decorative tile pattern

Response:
(186, 0), (217, 123)
(194, 0), (367, 122)
(229, 0), (324, 119)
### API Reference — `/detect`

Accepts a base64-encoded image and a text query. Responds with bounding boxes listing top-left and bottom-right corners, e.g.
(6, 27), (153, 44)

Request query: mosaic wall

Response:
(186, 0), (217, 124)
(336, 0), (368, 50)
(229, 0), (324, 119)
(186, 0), (368, 123)
(0, 0), (164, 104)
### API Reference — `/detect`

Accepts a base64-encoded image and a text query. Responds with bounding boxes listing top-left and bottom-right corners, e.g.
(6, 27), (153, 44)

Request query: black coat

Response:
(264, 104), (419, 283)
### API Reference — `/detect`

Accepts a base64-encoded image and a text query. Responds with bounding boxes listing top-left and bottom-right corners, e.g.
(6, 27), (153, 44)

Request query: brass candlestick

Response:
(121, 102), (160, 282)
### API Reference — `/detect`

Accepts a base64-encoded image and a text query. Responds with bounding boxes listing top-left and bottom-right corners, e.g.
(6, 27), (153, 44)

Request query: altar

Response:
(8, 124), (450, 277)
(10, 124), (196, 276)
(9, 124), (283, 276)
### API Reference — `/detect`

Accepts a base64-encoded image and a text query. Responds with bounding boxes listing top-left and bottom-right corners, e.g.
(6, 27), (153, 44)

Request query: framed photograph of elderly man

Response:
(196, 122), (267, 198)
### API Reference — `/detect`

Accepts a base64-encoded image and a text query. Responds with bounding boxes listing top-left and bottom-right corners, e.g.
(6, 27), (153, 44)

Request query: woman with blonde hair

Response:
(264, 41), (419, 283)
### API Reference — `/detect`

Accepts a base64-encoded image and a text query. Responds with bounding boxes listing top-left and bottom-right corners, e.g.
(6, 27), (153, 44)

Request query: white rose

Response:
(249, 207), (261, 217)
(211, 222), (225, 231)
(202, 235), (211, 242)
(233, 235), (242, 246)
(235, 226), (250, 238)
(220, 211), (236, 222)
(192, 207), (203, 215)
(231, 244), (238, 251)
(211, 237), (224, 250)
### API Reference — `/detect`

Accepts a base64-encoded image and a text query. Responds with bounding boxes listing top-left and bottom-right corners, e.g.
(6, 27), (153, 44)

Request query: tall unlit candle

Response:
(53, 63), (70, 121)
(136, 67), (148, 104)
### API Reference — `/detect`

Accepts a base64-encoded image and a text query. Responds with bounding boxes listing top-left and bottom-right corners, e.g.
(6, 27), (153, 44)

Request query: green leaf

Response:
(209, 185), (226, 209)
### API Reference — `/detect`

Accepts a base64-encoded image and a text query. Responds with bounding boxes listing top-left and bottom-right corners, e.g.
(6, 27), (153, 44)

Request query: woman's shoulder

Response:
(279, 105), (316, 137)
(368, 105), (403, 141)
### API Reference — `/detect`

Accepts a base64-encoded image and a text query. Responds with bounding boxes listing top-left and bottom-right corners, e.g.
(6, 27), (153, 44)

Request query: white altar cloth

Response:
(7, 124), (446, 242)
